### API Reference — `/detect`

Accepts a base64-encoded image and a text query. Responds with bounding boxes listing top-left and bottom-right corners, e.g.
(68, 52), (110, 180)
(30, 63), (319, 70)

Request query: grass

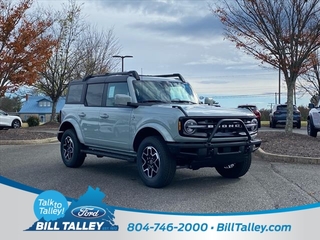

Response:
(261, 121), (307, 127)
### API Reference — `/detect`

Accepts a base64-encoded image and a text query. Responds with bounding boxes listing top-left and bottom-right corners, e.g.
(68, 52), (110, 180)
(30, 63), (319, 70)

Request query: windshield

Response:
(133, 80), (199, 104)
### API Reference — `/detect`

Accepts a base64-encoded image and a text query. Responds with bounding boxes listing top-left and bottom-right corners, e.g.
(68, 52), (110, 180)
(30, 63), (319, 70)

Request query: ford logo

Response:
(71, 206), (106, 219)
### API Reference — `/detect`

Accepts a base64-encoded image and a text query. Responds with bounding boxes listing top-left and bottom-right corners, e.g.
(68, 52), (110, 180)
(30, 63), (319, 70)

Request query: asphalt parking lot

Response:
(1, 141), (319, 213)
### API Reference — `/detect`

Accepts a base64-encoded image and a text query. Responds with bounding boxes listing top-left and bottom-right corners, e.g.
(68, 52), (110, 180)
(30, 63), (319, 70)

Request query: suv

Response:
(237, 105), (261, 128)
(269, 104), (301, 128)
(0, 109), (22, 130)
(58, 71), (261, 188)
(307, 103), (320, 137)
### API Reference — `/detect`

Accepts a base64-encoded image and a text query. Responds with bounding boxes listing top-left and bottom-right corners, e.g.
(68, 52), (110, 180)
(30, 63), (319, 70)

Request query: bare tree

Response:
(36, 0), (120, 122)
(212, 0), (320, 133)
(296, 51), (320, 105)
(73, 26), (120, 78)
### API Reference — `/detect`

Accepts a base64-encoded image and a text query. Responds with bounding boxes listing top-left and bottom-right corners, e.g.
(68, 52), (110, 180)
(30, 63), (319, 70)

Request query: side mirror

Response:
(308, 103), (315, 109)
(114, 94), (132, 105)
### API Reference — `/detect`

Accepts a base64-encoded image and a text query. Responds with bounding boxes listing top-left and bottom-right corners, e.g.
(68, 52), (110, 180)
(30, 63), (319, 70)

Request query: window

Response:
(66, 84), (84, 103)
(106, 82), (129, 106)
(85, 83), (104, 107)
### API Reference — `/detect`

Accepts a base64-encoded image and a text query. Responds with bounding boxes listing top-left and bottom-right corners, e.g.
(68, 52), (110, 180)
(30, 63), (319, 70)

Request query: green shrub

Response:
(27, 116), (40, 127)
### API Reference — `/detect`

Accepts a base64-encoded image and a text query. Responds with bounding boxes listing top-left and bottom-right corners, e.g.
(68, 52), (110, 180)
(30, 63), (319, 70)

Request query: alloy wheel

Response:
(141, 146), (160, 178)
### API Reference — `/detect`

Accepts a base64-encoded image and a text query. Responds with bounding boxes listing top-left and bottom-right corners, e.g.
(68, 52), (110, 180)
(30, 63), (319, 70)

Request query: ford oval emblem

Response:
(71, 206), (106, 219)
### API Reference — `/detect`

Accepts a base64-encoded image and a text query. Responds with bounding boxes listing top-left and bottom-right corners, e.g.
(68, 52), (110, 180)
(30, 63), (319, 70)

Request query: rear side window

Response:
(66, 84), (84, 104)
(85, 83), (105, 107)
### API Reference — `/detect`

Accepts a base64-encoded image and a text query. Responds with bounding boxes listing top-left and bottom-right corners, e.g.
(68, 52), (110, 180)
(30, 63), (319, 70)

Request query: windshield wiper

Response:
(140, 100), (167, 103)
(171, 100), (197, 104)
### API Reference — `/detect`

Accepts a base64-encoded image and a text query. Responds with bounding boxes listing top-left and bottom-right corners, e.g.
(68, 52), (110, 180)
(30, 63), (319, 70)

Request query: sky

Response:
(36, 0), (311, 110)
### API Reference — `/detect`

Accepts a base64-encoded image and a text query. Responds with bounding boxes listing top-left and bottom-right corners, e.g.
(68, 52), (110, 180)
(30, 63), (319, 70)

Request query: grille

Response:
(180, 117), (256, 138)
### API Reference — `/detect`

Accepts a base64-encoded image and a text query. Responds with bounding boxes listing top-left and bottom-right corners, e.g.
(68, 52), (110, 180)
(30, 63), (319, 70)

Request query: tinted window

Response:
(66, 84), (83, 103)
(276, 105), (298, 111)
(106, 82), (129, 106)
(86, 83), (105, 107)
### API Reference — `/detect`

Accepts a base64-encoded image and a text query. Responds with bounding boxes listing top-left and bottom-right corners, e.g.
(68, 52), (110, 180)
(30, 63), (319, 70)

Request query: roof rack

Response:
(151, 73), (186, 82)
(82, 70), (140, 81)
(106, 70), (140, 80)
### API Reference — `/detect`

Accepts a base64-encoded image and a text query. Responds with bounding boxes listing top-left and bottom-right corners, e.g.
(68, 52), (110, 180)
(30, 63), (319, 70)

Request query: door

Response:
(79, 83), (105, 146)
(99, 82), (133, 151)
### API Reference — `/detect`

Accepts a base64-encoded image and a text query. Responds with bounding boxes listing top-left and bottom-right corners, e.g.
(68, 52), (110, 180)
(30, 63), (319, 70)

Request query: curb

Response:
(254, 148), (320, 165)
(0, 137), (58, 145)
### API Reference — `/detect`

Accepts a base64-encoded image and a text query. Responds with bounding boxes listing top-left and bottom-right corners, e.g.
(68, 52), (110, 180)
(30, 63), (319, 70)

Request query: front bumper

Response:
(167, 118), (262, 169)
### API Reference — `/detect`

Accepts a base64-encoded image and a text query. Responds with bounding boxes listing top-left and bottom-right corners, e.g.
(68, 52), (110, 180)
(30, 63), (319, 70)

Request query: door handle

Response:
(78, 112), (86, 117)
(100, 113), (109, 119)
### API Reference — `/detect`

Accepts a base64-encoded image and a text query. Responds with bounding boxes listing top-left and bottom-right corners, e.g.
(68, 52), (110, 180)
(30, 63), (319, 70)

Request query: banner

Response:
(1, 175), (317, 239)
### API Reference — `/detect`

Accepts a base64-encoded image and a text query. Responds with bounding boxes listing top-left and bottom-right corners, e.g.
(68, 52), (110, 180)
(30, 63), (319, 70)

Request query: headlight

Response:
(184, 119), (197, 135)
(250, 118), (258, 132)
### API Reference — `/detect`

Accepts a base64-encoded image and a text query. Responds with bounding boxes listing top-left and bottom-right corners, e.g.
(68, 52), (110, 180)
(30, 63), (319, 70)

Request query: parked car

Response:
(58, 70), (261, 188)
(269, 104), (301, 128)
(237, 104), (261, 128)
(307, 103), (320, 137)
(0, 109), (22, 129)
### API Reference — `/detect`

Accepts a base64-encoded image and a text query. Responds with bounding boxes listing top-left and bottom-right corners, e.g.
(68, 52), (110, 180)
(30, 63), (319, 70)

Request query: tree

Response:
(0, 96), (21, 112)
(212, 0), (320, 133)
(36, 0), (120, 122)
(0, 0), (57, 97)
(296, 51), (320, 104)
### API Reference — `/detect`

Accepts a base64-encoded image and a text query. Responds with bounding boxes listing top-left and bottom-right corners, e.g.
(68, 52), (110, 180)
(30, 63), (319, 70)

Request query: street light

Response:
(112, 55), (133, 72)
(278, 65), (281, 104)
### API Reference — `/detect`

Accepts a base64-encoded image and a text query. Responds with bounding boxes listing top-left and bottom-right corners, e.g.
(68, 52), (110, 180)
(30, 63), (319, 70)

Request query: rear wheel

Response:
(60, 129), (86, 167)
(215, 154), (252, 178)
(137, 136), (176, 188)
(307, 119), (317, 137)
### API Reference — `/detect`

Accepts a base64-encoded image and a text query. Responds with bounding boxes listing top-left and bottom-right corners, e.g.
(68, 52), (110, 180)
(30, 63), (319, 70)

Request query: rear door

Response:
(79, 83), (105, 146)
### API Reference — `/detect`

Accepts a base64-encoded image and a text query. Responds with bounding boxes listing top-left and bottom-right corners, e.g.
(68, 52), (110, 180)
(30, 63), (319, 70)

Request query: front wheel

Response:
(60, 129), (86, 168)
(215, 154), (251, 178)
(137, 136), (176, 188)
(12, 119), (21, 128)
(307, 119), (317, 137)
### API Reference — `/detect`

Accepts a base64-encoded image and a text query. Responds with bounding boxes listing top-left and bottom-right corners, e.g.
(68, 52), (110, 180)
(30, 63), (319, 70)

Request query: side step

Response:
(81, 148), (136, 162)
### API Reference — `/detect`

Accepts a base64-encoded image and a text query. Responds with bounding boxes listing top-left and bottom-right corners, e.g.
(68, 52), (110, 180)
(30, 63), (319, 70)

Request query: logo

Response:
(71, 206), (106, 219)
(26, 187), (119, 231)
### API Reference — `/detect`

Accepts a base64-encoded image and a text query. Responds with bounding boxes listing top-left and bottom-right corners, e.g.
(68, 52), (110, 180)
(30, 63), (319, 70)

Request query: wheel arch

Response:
(57, 120), (84, 143)
(133, 127), (167, 152)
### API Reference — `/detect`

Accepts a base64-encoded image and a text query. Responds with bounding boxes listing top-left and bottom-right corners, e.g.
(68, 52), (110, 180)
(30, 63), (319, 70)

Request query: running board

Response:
(81, 148), (136, 162)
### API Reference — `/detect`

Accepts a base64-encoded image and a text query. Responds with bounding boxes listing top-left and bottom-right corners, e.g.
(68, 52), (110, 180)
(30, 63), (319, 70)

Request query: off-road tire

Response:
(215, 154), (252, 178)
(137, 136), (176, 188)
(60, 129), (86, 168)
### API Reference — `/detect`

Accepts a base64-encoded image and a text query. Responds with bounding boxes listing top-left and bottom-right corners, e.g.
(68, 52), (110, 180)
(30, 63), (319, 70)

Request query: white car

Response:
(0, 109), (22, 129)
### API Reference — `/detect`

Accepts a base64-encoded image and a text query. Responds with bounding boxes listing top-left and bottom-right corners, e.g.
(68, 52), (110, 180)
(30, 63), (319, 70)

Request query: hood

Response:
(152, 104), (256, 118)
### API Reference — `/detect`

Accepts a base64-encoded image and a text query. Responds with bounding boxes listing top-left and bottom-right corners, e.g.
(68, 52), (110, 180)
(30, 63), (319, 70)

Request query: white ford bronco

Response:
(58, 71), (261, 188)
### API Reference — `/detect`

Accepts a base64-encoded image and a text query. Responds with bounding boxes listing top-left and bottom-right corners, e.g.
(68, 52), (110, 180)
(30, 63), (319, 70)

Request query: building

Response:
(19, 95), (65, 123)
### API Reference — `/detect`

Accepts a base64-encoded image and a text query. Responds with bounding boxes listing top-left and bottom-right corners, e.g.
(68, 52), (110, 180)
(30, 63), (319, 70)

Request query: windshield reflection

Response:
(133, 80), (199, 104)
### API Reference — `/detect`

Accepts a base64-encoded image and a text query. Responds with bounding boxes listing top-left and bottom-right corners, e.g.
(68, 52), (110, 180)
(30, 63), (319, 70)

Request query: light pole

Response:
(112, 55), (133, 72)
(278, 64), (281, 104)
